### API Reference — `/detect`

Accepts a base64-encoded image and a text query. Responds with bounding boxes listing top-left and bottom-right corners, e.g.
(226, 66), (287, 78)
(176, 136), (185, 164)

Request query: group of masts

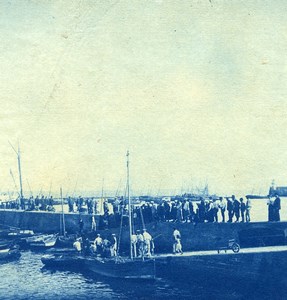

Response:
(9, 145), (134, 260)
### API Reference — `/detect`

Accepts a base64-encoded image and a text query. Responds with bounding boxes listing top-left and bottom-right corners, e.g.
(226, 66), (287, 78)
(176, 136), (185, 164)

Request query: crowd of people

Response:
(0, 195), (55, 211)
(0, 194), (284, 225)
(135, 195), (253, 224)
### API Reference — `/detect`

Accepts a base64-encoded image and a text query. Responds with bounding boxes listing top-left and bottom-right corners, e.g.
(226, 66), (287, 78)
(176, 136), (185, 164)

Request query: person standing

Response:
(233, 196), (240, 222)
(110, 233), (117, 257)
(136, 230), (145, 258)
(131, 233), (137, 258)
(273, 195), (281, 221)
(245, 197), (252, 222)
(172, 228), (182, 254)
(183, 199), (190, 222)
(267, 196), (274, 222)
(219, 197), (227, 222)
(91, 213), (97, 231)
(227, 197), (234, 223)
(213, 199), (220, 223)
(240, 198), (246, 222)
(142, 229), (152, 257)
(198, 198), (206, 223)
(94, 234), (103, 255)
(207, 200), (214, 222)
(176, 201), (183, 222)
(68, 197), (74, 212)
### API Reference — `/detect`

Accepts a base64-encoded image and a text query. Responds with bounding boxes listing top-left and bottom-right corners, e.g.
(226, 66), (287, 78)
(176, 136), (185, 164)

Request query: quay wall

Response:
(0, 210), (94, 234)
(1, 209), (287, 252)
(155, 249), (287, 297)
(146, 221), (287, 252)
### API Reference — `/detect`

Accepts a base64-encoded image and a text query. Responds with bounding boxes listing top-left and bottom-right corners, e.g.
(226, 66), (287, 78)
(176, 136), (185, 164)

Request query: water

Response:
(0, 251), (249, 300)
(0, 251), (191, 299)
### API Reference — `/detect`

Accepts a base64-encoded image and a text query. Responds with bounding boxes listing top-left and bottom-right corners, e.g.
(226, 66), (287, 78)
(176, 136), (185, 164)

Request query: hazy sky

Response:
(1, 0), (287, 197)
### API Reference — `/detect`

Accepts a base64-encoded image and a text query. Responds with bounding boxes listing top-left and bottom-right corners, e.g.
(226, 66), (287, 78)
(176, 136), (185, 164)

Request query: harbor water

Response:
(0, 250), (282, 300)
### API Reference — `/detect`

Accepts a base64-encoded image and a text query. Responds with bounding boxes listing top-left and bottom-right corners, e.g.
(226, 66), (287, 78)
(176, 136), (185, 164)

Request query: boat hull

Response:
(0, 246), (21, 261)
(85, 257), (155, 280)
(41, 254), (85, 269)
(26, 234), (57, 249)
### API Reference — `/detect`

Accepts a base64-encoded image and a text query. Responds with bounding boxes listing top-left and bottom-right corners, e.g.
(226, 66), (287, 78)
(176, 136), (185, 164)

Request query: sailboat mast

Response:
(127, 151), (133, 259)
(17, 143), (24, 200)
(60, 187), (66, 236)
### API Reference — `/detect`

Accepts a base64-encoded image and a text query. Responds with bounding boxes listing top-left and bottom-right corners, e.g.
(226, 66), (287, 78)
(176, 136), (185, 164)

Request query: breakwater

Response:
(0, 209), (287, 252)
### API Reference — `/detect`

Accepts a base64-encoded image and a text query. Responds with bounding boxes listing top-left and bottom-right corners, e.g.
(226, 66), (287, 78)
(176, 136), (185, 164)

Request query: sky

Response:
(0, 0), (287, 197)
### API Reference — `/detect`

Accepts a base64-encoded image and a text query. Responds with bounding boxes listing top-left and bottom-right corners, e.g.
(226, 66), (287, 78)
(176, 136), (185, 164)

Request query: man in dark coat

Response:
(273, 195), (281, 221)
(227, 197), (234, 223)
(233, 196), (240, 222)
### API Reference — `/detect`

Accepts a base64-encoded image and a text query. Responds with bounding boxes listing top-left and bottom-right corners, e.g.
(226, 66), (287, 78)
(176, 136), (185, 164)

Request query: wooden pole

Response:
(61, 187), (66, 236)
(127, 151), (133, 260)
(17, 143), (24, 200)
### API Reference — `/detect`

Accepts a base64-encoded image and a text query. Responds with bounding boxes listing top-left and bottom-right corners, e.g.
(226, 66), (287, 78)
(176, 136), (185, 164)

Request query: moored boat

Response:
(41, 253), (85, 269)
(55, 234), (77, 248)
(26, 234), (58, 249)
(85, 256), (155, 279)
(85, 152), (156, 280)
(7, 229), (34, 239)
(0, 245), (21, 261)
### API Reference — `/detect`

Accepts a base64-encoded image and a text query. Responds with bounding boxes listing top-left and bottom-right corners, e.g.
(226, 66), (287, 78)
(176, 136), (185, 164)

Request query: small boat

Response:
(55, 235), (77, 248)
(26, 234), (58, 249)
(7, 230), (35, 239)
(0, 239), (14, 250)
(85, 152), (156, 280)
(0, 226), (34, 240)
(85, 256), (155, 279)
(0, 245), (21, 261)
(41, 253), (85, 269)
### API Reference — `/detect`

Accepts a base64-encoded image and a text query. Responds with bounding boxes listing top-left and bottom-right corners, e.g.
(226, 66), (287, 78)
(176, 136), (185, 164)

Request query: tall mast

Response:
(127, 151), (133, 259)
(17, 142), (24, 200)
(9, 141), (24, 200)
(60, 187), (66, 236)
(17, 142), (23, 199)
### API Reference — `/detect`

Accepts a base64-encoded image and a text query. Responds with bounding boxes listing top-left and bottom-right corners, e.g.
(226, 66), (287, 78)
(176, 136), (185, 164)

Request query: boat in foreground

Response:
(85, 152), (156, 280)
(85, 256), (155, 280)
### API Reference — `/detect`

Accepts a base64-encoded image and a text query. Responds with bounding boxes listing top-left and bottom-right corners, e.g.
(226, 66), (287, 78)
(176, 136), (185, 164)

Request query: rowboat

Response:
(0, 245), (21, 261)
(26, 234), (58, 249)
